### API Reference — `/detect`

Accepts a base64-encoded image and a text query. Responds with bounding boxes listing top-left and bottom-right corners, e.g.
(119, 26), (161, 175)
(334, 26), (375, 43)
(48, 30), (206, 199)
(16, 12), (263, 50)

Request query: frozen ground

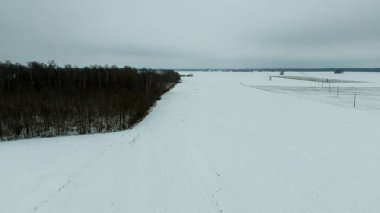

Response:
(1, 72), (380, 213)
(244, 72), (380, 112)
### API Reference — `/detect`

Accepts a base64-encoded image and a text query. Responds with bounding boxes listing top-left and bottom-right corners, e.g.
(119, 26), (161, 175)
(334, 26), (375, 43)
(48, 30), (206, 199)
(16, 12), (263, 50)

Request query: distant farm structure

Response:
(181, 73), (194, 77)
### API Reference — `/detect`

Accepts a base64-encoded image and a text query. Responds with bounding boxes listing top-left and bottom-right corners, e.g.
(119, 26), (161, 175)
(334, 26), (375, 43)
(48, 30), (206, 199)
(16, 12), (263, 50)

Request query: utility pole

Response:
(354, 93), (357, 107)
(336, 86), (339, 97)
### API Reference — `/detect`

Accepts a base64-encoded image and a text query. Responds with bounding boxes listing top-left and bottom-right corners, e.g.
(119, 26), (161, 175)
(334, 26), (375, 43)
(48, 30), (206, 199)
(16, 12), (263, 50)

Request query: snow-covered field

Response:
(1, 72), (380, 213)
(245, 72), (380, 112)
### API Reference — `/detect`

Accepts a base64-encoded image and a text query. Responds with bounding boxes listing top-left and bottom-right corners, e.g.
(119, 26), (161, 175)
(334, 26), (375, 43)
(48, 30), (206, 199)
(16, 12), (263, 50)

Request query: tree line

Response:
(0, 61), (180, 141)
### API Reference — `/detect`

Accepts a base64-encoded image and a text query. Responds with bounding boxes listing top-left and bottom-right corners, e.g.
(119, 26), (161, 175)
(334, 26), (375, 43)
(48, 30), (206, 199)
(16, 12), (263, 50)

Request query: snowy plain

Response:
(1, 72), (380, 213)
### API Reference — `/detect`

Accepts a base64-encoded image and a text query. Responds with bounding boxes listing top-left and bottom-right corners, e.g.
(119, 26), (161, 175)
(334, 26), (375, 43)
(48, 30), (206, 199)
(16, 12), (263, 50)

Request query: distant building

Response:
(180, 73), (193, 77)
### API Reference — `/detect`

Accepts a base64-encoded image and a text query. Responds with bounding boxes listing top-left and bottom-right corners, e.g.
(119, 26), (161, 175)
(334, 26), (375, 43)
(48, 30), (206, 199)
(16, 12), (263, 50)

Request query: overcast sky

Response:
(1, 0), (379, 68)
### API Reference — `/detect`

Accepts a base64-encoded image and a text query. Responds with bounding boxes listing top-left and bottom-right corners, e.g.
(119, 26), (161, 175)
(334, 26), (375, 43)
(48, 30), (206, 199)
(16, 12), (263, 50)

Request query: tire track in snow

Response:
(32, 134), (140, 212)
(210, 188), (223, 213)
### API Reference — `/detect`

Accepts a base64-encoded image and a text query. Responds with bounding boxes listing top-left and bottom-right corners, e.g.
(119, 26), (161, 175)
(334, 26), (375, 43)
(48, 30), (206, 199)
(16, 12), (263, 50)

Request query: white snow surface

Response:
(1, 72), (380, 213)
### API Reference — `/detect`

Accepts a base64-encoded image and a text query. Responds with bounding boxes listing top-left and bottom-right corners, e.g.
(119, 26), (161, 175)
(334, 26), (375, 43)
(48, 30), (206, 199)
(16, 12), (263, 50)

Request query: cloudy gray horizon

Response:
(1, 0), (379, 68)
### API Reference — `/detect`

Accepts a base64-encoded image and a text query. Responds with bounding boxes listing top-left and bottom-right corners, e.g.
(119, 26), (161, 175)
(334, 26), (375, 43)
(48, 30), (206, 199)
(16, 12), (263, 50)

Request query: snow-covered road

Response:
(1, 72), (380, 212)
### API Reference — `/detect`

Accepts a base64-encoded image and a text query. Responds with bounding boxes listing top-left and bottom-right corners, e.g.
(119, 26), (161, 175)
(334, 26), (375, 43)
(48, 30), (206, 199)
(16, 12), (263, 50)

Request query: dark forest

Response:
(0, 61), (180, 141)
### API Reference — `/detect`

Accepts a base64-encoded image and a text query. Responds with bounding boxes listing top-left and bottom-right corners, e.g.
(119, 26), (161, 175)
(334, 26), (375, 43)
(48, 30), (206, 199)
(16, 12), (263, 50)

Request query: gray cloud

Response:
(0, 0), (379, 68)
